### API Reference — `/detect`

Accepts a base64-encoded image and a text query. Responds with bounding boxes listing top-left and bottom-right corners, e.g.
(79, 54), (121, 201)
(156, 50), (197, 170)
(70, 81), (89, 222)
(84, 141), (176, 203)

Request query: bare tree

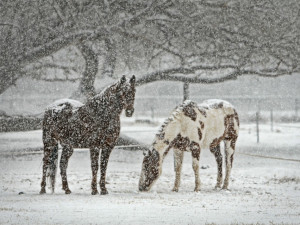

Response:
(132, 1), (300, 85)
(1, 0), (299, 97)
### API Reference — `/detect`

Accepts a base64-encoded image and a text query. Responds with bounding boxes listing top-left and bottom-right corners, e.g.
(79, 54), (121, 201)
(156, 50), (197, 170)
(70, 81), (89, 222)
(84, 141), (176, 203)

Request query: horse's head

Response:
(117, 75), (136, 117)
(139, 148), (161, 192)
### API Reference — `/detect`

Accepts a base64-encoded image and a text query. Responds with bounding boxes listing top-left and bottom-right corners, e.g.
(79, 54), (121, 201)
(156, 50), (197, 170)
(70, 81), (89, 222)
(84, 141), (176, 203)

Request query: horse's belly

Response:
(200, 111), (226, 150)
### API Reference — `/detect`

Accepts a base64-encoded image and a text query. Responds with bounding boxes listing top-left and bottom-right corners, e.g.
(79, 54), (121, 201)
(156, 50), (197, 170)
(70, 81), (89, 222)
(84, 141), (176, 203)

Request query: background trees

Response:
(1, 0), (299, 99)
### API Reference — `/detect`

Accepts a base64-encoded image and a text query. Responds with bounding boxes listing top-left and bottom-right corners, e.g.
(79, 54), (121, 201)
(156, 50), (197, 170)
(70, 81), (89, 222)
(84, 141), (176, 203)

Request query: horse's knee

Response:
(192, 163), (198, 172)
(225, 148), (234, 165)
(60, 156), (68, 172)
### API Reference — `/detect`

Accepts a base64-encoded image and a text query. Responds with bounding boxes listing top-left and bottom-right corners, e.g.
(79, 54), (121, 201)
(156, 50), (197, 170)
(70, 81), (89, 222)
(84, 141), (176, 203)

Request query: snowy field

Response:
(0, 121), (300, 225)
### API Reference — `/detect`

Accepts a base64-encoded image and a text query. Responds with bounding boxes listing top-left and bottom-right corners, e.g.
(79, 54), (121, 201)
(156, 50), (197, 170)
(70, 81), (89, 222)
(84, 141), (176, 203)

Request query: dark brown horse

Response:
(40, 75), (136, 195)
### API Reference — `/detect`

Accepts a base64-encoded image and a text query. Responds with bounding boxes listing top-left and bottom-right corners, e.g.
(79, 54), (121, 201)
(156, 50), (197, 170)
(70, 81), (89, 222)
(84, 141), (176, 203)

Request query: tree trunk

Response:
(101, 38), (116, 78)
(75, 43), (98, 100)
(0, 66), (21, 95)
(183, 82), (189, 102)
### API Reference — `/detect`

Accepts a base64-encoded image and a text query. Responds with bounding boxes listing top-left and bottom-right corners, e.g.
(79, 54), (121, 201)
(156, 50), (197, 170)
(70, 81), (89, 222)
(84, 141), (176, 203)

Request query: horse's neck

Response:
(84, 93), (123, 120)
(152, 118), (180, 160)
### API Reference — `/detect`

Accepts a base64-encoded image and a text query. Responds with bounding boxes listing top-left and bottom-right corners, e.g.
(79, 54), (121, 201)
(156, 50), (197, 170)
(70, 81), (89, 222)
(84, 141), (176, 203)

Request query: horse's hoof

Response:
(40, 189), (46, 194)
(91, 190), (99, 195)
(65, 189), (72, 194)
(172, 188), (179, 192)
(194, 188), (200, 192)
(215, 185), (222, 189)
(100, 190), (108, 195)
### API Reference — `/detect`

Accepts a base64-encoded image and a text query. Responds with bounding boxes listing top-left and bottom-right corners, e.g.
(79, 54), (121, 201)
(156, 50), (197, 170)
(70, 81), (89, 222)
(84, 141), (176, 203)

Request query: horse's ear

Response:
(143, 149), (151, 156)
(120, 75), (126, 84)
(130, 75), (135, 84)
(143, 149), (147, 156)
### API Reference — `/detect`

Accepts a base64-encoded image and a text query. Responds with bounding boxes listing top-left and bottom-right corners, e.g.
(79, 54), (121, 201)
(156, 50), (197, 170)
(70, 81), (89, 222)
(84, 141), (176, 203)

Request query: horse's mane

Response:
(89, 82), (119, 104)
(154, 100), (197, 141)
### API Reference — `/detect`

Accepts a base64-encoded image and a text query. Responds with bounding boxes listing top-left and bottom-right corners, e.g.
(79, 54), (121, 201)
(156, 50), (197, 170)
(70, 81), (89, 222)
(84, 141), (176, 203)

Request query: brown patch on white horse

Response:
(139, 149), (160, 191)
(182, 103), (197, 121)
(211, 102), (224, 109)
(197, 128), (202, 140)
(190, 141), (201, 161)
(199, 121), (204, 129)
(171, 134), (190, 151)
(198, 108), (207, 117)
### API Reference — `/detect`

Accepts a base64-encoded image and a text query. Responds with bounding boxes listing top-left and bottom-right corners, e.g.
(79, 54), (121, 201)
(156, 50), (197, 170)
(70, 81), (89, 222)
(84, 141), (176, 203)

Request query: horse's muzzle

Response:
(125, 109), (134, 117)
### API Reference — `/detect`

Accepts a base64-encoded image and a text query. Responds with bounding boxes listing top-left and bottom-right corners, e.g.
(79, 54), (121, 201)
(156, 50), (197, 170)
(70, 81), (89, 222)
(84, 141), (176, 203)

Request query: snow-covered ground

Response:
(0, 122), (299, 224)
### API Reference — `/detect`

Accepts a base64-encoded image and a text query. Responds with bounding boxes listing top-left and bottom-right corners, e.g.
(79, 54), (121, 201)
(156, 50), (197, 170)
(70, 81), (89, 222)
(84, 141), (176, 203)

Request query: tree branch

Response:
(0, 23), (20, 30)
(25, 62), (79, 73)
(136, 65), (297, 86)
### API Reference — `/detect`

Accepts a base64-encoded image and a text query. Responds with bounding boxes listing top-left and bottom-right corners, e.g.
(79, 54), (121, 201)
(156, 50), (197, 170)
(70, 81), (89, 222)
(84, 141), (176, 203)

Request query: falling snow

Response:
(0, 1), (300, 224)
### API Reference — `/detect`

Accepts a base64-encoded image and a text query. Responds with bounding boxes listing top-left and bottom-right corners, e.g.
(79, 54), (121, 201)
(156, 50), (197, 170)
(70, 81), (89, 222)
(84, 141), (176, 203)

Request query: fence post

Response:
(183, 82), (190, 102)
(151, 107), (154, 122)
(270, 109), (273, 132)
(256, 111), (260, 143)
(296, 98), (298, 117)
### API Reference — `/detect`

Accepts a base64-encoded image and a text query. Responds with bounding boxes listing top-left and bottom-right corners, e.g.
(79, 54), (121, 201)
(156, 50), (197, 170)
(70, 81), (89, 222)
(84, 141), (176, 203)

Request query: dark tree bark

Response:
(101, 38), (116, 78)
(75, 43), (98, 99)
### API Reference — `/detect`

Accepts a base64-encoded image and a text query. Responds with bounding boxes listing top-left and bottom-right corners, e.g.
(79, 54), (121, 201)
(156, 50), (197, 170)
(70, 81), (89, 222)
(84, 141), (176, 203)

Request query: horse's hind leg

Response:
(40, 146), (51, 194)
(90, 147), (100, 195)
(172, 148), (184, 192)
(40, 141), (57, 194)
(60, 145), (74, 194)
(191, 142), (201, 192)
(210, 144), (223, 189)
(223, 138), (237, 189)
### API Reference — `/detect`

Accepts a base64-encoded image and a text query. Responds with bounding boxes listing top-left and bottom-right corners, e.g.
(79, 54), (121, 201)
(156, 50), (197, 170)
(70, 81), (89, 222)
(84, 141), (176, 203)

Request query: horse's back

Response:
(199, 99), (235, 114)
(43, 99), (84, 144)
(46, 99), (83, 112)
(198, 99), (239, 149)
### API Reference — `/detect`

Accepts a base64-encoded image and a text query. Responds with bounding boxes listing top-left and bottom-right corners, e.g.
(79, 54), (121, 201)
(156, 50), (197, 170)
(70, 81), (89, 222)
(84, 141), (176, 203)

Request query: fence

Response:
(133, 96), (299, 122)
(0, 95), (299, 123)
(130, 96), (299, 145)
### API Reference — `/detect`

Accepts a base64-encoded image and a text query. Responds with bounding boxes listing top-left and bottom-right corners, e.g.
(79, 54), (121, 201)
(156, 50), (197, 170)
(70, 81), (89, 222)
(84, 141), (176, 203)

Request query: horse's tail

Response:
(46, 144), (59, 193)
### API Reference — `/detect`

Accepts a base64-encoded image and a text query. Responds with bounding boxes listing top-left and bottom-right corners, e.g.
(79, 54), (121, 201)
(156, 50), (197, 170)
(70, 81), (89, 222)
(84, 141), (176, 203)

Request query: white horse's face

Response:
(139, 149), (161, 191)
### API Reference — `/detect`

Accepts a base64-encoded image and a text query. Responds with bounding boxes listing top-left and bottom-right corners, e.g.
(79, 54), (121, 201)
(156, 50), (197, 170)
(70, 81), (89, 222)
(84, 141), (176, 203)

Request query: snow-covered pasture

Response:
(0, 121), (299, 224)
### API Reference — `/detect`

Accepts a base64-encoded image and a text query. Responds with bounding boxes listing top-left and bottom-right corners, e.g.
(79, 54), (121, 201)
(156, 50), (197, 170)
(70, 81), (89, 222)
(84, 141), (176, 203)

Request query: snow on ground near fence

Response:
(0, 122), (299, 224)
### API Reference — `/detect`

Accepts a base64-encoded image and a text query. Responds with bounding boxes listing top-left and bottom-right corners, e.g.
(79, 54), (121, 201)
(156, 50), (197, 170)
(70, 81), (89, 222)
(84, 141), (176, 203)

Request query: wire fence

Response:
(133, 96), (299, 123)
(1, 95), (299, 134)
(1, 95), (299, 119)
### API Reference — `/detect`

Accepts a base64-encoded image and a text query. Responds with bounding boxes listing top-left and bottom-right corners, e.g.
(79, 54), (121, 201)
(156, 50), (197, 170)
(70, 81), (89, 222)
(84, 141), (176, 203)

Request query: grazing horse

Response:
(40, 75), (136, 195)
(139, 99), (239, 192)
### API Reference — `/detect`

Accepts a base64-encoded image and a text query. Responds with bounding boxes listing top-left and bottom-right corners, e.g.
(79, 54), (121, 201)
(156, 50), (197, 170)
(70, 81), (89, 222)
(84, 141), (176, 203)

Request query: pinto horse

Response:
(139, 99), (239, 192)
(40, 75), (136, 195)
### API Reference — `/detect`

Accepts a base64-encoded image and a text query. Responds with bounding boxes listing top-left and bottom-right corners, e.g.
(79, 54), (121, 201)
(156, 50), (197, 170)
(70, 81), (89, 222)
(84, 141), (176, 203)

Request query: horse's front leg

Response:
(90, 147), (100, 195)
(172, 148), (184, 192)
(60, 145), (74, 194)
(99, 145), (113, 195)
